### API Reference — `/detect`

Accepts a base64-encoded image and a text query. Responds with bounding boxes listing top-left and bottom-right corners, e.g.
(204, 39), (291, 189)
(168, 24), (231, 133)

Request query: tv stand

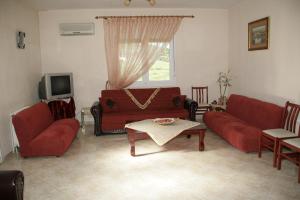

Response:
(44, 97), (76, 120)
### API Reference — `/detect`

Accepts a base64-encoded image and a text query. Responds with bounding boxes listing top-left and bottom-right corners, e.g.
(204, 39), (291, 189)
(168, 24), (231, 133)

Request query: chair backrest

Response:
(192, 86), (208, 104)
(12, 102), (54, 146)
(281, 101), (300, 135)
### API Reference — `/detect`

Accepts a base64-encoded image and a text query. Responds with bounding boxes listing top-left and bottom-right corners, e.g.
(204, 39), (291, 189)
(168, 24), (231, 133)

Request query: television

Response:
(39, 73), (74, 100)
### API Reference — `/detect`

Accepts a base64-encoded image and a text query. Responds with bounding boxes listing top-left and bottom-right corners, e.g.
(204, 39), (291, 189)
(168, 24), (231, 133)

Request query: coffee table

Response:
(126, 121), (206, 156)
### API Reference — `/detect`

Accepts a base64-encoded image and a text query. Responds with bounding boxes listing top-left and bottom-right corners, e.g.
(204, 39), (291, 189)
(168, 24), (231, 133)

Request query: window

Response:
(131, 41), (175, 87)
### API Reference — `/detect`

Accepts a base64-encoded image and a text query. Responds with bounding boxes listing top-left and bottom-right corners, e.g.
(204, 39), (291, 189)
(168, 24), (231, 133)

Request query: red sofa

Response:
(12, 102), (79, 157)
(203, 94), (284, 152)
(91, 87), (198, 136)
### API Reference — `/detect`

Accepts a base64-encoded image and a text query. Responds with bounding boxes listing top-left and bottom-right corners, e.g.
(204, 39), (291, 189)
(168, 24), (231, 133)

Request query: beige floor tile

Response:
(0, 126), (299, 200)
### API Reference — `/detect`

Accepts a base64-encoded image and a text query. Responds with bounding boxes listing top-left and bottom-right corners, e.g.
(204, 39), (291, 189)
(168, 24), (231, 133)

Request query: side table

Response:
(46, 97), (75, 120)
(210, 104), (226, 112)
(81, 107), (92, 133)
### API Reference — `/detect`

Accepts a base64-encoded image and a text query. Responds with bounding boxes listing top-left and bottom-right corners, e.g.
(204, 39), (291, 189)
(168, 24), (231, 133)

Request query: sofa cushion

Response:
(102, 109), (189, 131)
(226, 94), (283, 130)
(223, 123), (262, 152)
(100, 98), (119, 113)
(283, 138), (300, 148)
(204, 111), (246, 133)
(51, 118), (80, 132)
(100, 87), (182, 112)
(172, 95), (186, 108)
(27, 122), (77, 157)
(12, 102), (54, 146)
(204, 111), (261, 152)
(263, 129), (297, 138)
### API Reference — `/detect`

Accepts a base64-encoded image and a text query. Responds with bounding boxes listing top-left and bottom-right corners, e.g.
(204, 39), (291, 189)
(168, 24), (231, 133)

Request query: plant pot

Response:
(218, 96), (227, 105)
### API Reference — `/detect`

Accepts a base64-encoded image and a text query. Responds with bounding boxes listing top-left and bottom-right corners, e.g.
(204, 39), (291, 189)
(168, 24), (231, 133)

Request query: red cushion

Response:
(100, 97), (120, 113)
(102, 109), (189, 131)
(27, 122), (77, 157)
(204, 111), (261, 152)
(204, 94), (284, 153)
(51, 118), (80, 132)
(100, 87), (182, 112)
(226, 94), (283, 130)
(12, 102), (54, 146)
(172, 95), (186, 108)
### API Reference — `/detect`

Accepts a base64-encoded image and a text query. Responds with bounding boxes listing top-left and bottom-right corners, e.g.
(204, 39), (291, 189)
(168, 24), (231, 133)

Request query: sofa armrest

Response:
(184, 98), (198, 121)
(0, 170), (24, 200)
(90, 101), (103, 136)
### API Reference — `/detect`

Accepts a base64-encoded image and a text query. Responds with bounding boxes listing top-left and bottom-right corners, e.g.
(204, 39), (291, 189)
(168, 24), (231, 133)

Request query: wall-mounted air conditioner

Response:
(59, 23), (95, 36)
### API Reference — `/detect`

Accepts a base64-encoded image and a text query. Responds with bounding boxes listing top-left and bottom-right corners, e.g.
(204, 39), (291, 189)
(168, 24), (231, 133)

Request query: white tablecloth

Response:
(125, 119), (200, 146)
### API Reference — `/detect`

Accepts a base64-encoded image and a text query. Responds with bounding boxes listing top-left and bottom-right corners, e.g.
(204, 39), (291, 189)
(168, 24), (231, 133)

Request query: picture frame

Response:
(248, 17), (269, 51)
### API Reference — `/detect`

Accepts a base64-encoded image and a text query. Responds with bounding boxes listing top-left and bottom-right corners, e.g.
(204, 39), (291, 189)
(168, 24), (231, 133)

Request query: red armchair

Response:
(12, 102), (79, 157)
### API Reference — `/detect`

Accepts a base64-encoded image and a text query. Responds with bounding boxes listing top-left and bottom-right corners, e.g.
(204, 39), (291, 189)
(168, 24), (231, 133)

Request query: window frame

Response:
(129, 40), (176, 88)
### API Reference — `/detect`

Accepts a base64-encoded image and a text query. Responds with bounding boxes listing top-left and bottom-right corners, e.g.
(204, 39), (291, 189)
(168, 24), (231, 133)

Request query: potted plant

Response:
(217, 70), (232, 105)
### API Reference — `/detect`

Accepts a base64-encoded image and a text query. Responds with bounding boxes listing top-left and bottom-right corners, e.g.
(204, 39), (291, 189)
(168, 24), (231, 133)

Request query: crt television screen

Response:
(51, 75), (71, 95)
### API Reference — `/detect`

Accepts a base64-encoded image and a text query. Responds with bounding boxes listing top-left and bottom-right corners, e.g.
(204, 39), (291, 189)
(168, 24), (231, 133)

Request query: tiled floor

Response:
(0, 125), (299, 200)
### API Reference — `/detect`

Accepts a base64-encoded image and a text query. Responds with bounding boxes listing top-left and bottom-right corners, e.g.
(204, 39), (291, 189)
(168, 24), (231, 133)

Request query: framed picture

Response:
(248, 17), (269, 51)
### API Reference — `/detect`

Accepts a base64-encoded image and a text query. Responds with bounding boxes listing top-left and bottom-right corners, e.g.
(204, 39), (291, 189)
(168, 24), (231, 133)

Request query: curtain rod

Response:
(95, 15), (194, 19)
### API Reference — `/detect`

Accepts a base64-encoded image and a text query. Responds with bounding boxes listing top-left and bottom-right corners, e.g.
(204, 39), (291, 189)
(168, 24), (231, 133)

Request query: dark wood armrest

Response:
(0, 170), (24, 200)
(90, 101), (103, 136)
(184, 98), (198, 121)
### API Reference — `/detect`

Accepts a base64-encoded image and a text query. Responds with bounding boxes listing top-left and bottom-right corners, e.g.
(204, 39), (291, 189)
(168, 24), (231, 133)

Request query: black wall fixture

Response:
(16, 31), (25, 49)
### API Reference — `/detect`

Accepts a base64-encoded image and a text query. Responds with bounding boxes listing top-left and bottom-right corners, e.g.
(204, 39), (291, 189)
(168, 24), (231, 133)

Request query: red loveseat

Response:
(12, 102), (79, 157)
(91, 87), (198, 136)
(203, 94), (284, 152)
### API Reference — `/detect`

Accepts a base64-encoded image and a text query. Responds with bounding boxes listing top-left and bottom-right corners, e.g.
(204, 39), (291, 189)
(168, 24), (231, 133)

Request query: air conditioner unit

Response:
(59, 23), (95, 36)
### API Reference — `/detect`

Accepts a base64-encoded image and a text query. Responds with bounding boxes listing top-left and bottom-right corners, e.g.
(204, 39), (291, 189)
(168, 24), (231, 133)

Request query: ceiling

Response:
(24, 0), (244, 10)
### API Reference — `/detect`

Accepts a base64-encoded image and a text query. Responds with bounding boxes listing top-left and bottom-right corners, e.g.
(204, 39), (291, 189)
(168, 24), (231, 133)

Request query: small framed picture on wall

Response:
(248, 17), (269, 51)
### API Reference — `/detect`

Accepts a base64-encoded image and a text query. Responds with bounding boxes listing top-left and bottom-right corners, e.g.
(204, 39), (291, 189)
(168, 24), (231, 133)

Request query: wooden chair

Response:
(277, 137), (300, 183)
(258, 101), (300, 167)
(191, 86), (210, 116)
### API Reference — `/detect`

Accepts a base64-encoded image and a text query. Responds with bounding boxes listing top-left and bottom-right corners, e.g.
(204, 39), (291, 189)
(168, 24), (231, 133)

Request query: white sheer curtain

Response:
(103, 16), (183, 89)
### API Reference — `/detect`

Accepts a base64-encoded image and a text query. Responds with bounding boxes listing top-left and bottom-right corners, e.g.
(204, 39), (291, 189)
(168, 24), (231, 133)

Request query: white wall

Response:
(0, 0), (41, 162)
(39, 8), (228, 114)
(229, 0), (300, 106)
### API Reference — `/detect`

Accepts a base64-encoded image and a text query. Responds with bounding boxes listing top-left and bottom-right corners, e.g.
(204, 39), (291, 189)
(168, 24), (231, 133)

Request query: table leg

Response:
(81, 110), (85, 134)
(277, 142), (282, 170)
(130, 145), (135, 157)
(273, 139), (279, 168)
(199, 131), (205, 151)
(127, 130), (136, 156)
